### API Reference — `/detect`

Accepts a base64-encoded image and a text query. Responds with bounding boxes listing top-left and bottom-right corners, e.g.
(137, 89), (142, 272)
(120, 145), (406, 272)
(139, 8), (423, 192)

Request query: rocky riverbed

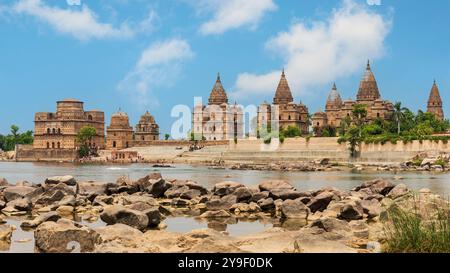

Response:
(0, 174), (447, 253)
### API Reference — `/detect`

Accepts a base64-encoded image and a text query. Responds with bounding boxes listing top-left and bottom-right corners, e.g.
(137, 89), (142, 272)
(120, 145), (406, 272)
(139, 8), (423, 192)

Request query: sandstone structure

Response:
(312, 61), (394, 133)
(192, 73), (244, 140)
(135, 111), (160, 142)
(427, 80), (444, 120)
(34, 99), (105, 150)
(257, 70), (310, 135)
(106, 110), (134, 150)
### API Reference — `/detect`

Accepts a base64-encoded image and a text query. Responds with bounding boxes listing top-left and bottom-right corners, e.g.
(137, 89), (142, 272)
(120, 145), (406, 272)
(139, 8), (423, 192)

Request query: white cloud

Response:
(8, 0), (139, 40)
(232, 0), (392, 99)
(192, 0), (277, 35)
(118, 39), (194, 108)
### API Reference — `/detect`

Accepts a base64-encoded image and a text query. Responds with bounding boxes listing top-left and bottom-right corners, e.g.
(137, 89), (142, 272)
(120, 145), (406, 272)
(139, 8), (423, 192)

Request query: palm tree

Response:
(392, 102), (408, 135)
(352, 104), (367, 137)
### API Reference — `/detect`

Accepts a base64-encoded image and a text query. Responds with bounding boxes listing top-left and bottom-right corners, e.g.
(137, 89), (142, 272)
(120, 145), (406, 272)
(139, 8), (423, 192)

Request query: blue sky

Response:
(0, 0), (449, 137)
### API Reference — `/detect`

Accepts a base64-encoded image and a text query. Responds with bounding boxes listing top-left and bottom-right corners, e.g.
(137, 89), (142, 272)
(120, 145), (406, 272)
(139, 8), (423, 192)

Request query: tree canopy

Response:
(0, 125), (33, 151)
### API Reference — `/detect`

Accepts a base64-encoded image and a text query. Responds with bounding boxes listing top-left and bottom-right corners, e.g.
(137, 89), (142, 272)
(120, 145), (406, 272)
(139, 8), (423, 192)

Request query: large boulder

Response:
(307, 192), (334, 213)
(280, 199), (310, 219)
(258, 180), (294, 192)
(20, 212), (61, 229)
(205, 195), (237, 211)
(213, 181), (244, 196)
(339, 200), (364, 220)
(0, 224), (14, 242)
(232, 187), (253, 202)
(45, 175), (77, 186)
(3, 186), (36, 202)
(387, 184), (410, 199)
(0, 178), (9, 187)
(142, 208), (163, 227)
(77, 181), (107, 197)
(269, 189), (309, 201)
(6, 198), (32, 212)
(250, 191), (269, 203)
(369, 180), (395, 196)
(136, 173), (170, 197)
(164, 186), (202, 200)
(310, 217), (351, 233)
(200, 210), (231, 218)
(361, 199), (382, 218)
(171, 180), (208, 195)
(257, 198), (275, 211)
(120, 194), (159, 207)
(230, 202), (261, 214)
(34, 219), (101, 253)
(100, 205), (149, 231)
(35, 183), (75, 206)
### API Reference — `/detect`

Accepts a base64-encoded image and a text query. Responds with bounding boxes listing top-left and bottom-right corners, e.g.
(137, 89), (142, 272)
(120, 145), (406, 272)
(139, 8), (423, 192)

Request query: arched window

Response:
(52, 128), (56, 134)
(57, 142), (60, 149)
(47, 142), (50, 149)
(317, 122), (320, 126)
(58, 128), (61, 134)
(126, 142), (129, 148)
(47, 128), (50, 134)
(142, 136), (145, 141)
(113, 141), (116, 148)
(88, 115), (93, 121)
(52, 142), (55, 149)
(377, 113), (380, 118)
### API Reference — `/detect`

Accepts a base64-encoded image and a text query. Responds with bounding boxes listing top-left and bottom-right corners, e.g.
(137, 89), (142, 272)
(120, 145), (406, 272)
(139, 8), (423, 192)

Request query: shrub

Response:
(383, 201), (450, 253)
(264, 137), (271, 144)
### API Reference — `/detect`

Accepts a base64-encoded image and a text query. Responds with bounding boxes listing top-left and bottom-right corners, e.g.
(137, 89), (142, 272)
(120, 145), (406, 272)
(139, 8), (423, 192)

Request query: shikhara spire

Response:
(208, 72), (228, 105)
(273, 69), (294, 104)
(357, 60), (381, 101)
(427, 80), (444, 120)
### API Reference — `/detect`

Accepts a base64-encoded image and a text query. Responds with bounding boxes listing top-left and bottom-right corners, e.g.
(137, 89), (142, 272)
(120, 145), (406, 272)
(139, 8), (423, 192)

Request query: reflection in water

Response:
(0, 162), (449, 195)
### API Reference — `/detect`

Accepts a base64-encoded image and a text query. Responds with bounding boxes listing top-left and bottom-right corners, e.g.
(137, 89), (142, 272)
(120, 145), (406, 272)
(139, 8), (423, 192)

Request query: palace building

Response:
(135, 111), (160, 142)
(257, 70), (310, 135)
(106, 110), (134, 150)
(427, 80), (444, 120)
(192, 73), (244, 141)
(312, 61), (394, 133)
(34, 99), (105, 150)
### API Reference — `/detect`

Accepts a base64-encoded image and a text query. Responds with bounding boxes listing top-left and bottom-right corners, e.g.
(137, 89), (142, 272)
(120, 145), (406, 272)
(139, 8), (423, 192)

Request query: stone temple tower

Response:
(427, 80), (444, 120)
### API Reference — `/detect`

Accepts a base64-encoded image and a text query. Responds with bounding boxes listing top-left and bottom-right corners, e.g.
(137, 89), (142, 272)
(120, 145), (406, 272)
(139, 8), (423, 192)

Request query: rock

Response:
(0, 200), (5, 210)
(137, 174), (170, 197)
(34, 219), (101, 253)
(349, 221), (369, 239)
(259, 180), (294, 192)
(20, 212), (61, 229)
(45, 175), (77, 186)
(78, 181), (107, 196)
(3, 186), (35, 202)
(171, 180), (208, 195)
(200, 210), (231, 218)
(257, 198), (275, 211)
(369, 180), (395, 196)
(270, 189), (309, 200)
(115, 177), (138, 194)
(100, 205), (149, 231)
(387, 184), (409, 199)
(180, 189), (202, 200)
(280, 199), (310, 219)
(94, 223), (143, 249)
(361, 199), (381, 218)
(164, 185), (189, 198)
(93, 195), (113, 207)
(36, 183), (76, 206)
(206, 195), (237, 211)
(250, 191), (269, 202)
(233, 187), (253, 202)
(0, 225), (14, 242)
(120, 195), (158, 207)
(7, 198), (32, 211)
(307, 192), (334, 213)
(213, 181), (244, 196)
(0, 215), (5, 224)
(171, 198), (190, 207)
(0, 178), (8, 186)
(230, 202), (261, 214)
(56, 205), (74, 216)
(310, 217), (351, 233)
(339, 200), (364, 220)
(143, 208), (163, 227)
(420, 158), (436, 167)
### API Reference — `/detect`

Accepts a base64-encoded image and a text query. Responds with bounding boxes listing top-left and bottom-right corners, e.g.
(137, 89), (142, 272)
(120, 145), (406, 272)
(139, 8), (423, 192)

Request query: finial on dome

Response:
(216, 72), (221, 82)
(366, 59), (371, 70)
(332, 82), (337, 90)
(282, 68), (285, 77)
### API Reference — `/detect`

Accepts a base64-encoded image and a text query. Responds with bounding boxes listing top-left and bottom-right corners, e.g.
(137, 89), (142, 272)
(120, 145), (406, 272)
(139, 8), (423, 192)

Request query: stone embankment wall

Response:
(15, 145), (77, 162)
(226, 138), (450, 164)
(133, 140), (228, 147)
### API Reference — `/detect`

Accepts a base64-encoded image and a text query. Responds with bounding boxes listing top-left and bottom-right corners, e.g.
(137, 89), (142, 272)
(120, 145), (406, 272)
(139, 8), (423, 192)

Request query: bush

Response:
(383, 202), (450, 253)
(264, 137), (271, 144)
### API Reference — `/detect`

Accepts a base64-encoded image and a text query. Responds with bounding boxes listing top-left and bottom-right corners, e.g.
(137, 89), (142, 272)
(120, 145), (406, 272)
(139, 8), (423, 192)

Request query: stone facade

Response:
(135, 111), (160, 141)
(427, 80), (444, 120)
(34, 99), (105, 150)
(312, 61), (394, 133)
(192, 74), (244, 141)
(257, 70), (309, 135)
(106, 111), (134, 150)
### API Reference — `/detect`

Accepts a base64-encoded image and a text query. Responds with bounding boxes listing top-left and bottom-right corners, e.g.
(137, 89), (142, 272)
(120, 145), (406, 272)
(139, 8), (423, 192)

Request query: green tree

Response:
(165, 134), (170, 140)
(76, 126), (97, 158)
(0, 125), (34, 151)
(392, 102), (408, 135)
(352, 104), (368, 137)
(346, 125), (362, 158)
(282, 125), (301, 138)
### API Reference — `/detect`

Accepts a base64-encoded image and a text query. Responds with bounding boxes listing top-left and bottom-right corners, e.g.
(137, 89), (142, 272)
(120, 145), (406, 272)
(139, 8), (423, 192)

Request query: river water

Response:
(0, 162), (449, 253)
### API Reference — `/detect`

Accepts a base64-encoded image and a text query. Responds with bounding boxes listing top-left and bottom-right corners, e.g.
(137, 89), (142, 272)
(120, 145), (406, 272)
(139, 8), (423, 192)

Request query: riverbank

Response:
(0, 173), (448, 253)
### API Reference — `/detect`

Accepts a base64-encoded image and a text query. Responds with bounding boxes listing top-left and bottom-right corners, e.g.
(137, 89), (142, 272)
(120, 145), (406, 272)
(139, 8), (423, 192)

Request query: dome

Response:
(109, 110), (132, 129)
(273, 69), (294, 104)
(208, 73), (228, 105)
(356, 60), (381, 101)
(326, 83), (343, 111)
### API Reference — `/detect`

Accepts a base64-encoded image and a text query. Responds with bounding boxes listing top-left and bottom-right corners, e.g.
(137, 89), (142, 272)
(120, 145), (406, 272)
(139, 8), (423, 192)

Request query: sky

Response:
(0, 0), (449, 137)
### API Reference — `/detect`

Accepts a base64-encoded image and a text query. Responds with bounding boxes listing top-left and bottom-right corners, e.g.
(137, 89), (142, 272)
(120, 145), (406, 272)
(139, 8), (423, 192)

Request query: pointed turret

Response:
(356, 60), (381, 102)
(427, 80), (444, 120)
(273, 69), (294, 104)
(208, 73), (228, 105)
(326, 83), (343, 111)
